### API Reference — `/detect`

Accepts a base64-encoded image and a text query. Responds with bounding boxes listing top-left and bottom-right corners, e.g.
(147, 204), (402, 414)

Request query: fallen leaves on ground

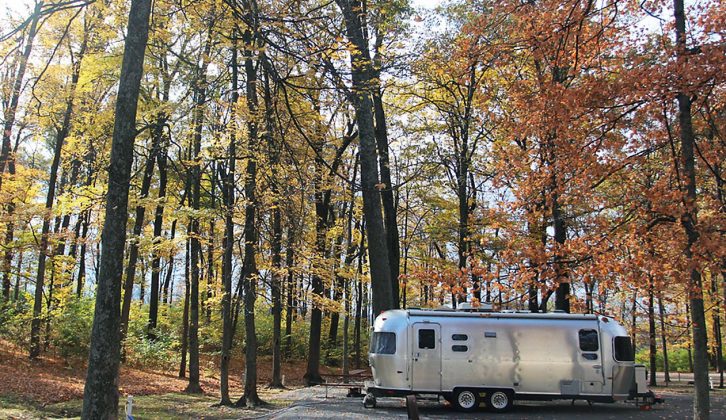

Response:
(0, 339), (350, 406)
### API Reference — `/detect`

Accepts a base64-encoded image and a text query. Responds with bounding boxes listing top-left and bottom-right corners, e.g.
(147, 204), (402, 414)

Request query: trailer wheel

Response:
(453, 389), (480, 412)
(363, 393), (377, 408)
(486, 390), (513, 412)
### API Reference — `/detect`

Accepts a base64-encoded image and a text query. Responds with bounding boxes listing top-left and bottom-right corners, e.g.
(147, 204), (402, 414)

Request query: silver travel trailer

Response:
(365, 308), (659, 412)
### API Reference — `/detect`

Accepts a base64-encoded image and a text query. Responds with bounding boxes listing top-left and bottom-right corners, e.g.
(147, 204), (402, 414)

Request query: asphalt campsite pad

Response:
(263, 386), (726, 419)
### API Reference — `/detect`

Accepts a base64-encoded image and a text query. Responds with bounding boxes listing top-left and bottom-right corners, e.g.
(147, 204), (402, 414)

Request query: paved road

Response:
(261, 387), (726, 419)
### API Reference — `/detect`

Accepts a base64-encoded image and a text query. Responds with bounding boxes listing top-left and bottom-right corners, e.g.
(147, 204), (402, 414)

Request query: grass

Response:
(0, 391), (296, 419)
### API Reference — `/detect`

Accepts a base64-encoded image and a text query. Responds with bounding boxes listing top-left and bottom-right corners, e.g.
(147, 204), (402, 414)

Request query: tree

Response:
(236, 5), (263, 406)
(81, 0), (152, 417)
(183, 6), (217, 395)
(218, 25), (239, 407)
(673, 0), (710, 416)
(335, 0), (393, 317)
(410, 3), (493, 306)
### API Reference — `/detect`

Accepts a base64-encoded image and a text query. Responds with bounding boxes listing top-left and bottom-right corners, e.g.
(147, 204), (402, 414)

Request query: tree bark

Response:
(673, 1), (710, 417)
(372, 89), (399, 308)
(179, 235), (191, 378)
(75, 209), (91, 297)
(148, 109), (169, 337)
(184, 19), (215, 394)
(648, 276), (658, 386)
(284, 230), (295, 359)
(235, 17), (263, 406)
(336, 0), (393, 317)
(2, 131), (23, 300)
(552, 188), (569, 313)
(219, 30), (238, 406)
(658, 294), (671, 383)
(263, 69), (284, 388)
(162, 220), (177, 305)
(81, 0), (151, 417)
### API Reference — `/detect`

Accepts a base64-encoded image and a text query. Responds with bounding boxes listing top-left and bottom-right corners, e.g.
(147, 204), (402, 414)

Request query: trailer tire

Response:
(453, 389), (480, 412)
(486, 390), (513, 412)
(363, 393), (376, 408)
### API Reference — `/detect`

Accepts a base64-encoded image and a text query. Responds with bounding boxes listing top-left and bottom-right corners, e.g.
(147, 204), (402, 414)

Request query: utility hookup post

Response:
(125, 395), (134, 420)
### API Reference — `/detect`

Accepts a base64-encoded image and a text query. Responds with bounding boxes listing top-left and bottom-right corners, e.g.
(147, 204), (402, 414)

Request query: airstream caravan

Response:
(365, 308), (657, 412)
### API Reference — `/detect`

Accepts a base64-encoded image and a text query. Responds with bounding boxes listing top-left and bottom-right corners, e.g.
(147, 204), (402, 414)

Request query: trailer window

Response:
(452, 345), (468, 352)
(579, 329), (599, 352)
(452, 334), (468, 341)
(371, 332), (396, 355)
(418, 329), (436, 349)
(614, 336), (634, 361)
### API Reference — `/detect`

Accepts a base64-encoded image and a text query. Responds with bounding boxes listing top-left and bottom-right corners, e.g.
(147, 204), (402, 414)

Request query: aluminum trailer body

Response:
(366, 309), (656, 412)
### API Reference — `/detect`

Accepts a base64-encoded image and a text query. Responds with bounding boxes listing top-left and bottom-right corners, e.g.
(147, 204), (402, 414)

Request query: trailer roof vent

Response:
(456, 302), (494, 312)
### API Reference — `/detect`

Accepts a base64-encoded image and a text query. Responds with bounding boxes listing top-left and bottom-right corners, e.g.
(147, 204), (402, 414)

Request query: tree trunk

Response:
(81, 0), (151, 417)
(184, 21), (214, 394)
(13, 250), (23, 301)
(219, 31), (238, 406)
(2, 133), (22, 300)
(673, 1), (710, 416)
(75, 209), (91, 297)
(336, 0), (393, 317)
(263, 69), (284, 388)
(372, 89), (399, 308)
(162, 220), (177, 305)
(1, 215), (14, 301)
(235, 20), (263, 407)
(342, 275), (351, 379)
(717, 267), (725, 388)
(205, 219), (215, 325)
(304, 143), (329, 385)
(648, 277), (657, 386)
(148, 110), (169, 338)
(284, 231), (294, 359)
(179, 236), (191, 378)
(658, 294), (671, 383)
(552, 192), (569, 313)
(204, 166), (217, 325)
(631, 290), (638, 352)
(354, 225), (366, 369)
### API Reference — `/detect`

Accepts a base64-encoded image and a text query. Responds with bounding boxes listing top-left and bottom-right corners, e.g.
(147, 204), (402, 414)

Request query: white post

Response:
(125, 395), (134, 420)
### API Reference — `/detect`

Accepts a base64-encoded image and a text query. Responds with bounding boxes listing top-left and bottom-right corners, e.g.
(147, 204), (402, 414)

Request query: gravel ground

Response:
(259, 386), (726, 419)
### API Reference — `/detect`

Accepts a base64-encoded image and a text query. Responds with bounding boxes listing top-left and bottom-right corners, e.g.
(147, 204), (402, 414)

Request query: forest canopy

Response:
(0, 0), (723, 418)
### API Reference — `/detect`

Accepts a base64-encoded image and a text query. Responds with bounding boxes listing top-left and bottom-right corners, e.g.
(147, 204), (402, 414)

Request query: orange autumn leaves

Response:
(404, 0), (724, 311)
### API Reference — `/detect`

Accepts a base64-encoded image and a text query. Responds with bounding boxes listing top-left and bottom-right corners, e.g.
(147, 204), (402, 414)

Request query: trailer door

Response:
(578, 329), (605, 393)
(412, 323), (441, 392)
